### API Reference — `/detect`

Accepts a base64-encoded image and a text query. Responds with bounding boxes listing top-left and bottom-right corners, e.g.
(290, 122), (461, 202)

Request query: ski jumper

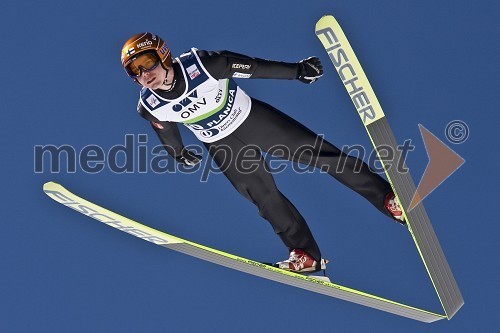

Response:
(137, 49), (393, 261)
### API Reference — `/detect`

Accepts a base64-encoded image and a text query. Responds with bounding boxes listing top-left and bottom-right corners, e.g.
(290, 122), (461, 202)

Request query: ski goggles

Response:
(125, 52), (160, 78)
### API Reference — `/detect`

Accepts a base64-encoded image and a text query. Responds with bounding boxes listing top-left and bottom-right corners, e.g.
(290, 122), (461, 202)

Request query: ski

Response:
(44, 181), (444, 322)
(315, 15), (464, 319)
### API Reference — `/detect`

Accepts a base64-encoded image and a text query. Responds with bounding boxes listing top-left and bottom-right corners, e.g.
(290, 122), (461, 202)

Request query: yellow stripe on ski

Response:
(43, 181), (445, 322)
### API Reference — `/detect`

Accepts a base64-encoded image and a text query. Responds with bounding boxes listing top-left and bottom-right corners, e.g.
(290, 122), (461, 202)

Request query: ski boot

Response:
(275, 249), (327, 274)
(385, 192), (406, 225)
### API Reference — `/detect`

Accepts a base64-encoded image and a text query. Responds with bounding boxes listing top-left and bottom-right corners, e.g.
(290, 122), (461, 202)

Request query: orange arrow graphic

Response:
(408, 124), (465, 211)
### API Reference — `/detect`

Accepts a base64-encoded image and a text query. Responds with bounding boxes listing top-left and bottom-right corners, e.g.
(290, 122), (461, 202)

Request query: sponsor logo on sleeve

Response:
(232, 72), (252, 78)
(232, 63), (251, 70)
(151, 121), (164, 129)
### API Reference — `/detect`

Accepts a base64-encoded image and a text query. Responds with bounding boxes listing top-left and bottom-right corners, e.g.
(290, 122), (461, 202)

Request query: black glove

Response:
(297, 56), (323, 84)
(175, 148), (202, 166)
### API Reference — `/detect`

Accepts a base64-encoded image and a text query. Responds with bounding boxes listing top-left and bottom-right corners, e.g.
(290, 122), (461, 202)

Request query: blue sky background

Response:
(1, 0), (498, 332)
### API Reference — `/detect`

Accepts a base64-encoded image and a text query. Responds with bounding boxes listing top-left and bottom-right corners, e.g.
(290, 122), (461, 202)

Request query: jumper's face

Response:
(125, 52), (169, 89)
(136, 63), (168, 89)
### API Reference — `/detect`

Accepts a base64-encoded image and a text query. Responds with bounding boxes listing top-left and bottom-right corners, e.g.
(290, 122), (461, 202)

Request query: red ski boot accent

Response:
(385, 193), (406, 225)
(275, 249), (327, 273)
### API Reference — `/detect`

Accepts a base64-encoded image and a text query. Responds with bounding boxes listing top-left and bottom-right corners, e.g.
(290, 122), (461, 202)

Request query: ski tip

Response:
(316, 14), (336, 24)
(319, 14), (333, 20)
(315, 15), (342, 33)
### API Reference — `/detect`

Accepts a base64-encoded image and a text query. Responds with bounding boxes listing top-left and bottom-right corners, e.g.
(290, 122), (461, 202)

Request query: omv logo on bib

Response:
(172, 90), (199, 112)
(172, 90), (207, 120)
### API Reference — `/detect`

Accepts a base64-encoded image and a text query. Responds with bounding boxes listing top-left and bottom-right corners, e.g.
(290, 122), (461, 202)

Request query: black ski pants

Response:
(204, 98), (393, 261)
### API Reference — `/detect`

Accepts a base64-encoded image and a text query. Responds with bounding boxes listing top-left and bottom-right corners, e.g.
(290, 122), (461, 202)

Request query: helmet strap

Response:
(161, 68), (177, 92)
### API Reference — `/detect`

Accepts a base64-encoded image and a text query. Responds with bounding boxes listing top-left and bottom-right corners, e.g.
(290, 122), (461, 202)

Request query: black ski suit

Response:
(137, 50), (393, 261)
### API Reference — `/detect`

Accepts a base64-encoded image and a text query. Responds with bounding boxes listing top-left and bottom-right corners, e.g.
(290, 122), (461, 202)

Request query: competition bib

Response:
(139, 48), (251, 142)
